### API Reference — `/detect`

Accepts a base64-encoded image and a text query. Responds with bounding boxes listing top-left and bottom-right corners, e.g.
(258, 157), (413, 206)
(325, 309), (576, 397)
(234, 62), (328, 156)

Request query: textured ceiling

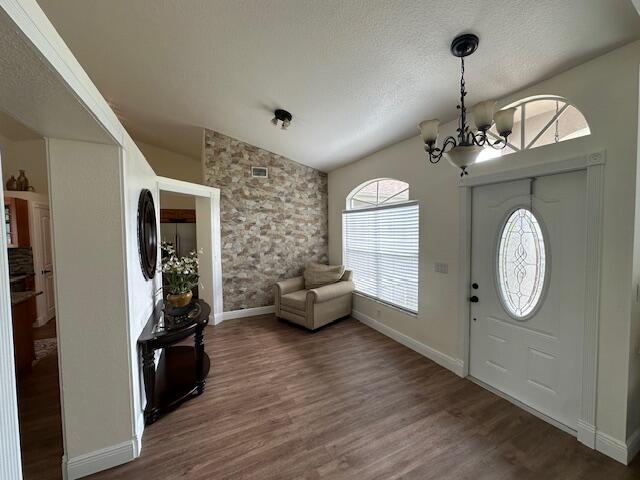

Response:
(37, 0), (640, 171)
(0, 9), (112, 145)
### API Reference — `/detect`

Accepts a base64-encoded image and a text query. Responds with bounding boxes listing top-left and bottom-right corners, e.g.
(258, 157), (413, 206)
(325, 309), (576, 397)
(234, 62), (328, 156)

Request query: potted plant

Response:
(160, 242), (200, 308)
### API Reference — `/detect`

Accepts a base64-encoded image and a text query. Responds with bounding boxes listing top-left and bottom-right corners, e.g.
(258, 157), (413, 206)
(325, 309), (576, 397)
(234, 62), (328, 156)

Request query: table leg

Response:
(142, 345), (157, 424)
(195, 324), (205, 394)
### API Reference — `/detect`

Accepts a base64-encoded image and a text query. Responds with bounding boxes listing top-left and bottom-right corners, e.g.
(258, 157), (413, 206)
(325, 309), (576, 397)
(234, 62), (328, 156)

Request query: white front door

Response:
(33, 202), (55, 323)
(469, 170), (586, 430)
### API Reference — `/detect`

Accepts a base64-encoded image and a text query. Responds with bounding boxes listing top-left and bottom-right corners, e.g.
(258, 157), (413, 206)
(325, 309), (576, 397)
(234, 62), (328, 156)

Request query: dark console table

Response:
(138, 299), (211, 425)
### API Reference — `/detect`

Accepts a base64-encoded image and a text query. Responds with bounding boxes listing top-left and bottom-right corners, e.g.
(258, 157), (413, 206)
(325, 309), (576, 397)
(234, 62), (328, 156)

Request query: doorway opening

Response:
(157, 177), (223, 324)
(1, 113), (62, 479)
(160, 192), (199, 299)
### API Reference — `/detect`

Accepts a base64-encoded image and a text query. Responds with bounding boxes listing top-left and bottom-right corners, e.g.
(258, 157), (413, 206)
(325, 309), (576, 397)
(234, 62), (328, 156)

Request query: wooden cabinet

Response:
(12, 296), (36, 378)
(4, 196), (30, 248)
(160, 208), (196, 224)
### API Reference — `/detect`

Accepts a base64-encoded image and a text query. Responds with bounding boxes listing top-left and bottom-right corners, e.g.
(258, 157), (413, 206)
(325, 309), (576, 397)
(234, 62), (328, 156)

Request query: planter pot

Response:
(166, 290), (193, 308)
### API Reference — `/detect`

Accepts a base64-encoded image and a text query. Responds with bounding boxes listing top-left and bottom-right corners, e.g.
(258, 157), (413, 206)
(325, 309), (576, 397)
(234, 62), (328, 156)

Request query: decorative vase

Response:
(5, 175), (17, 191)
(166, 290), (193, 308)
(16, 170), (30, 191)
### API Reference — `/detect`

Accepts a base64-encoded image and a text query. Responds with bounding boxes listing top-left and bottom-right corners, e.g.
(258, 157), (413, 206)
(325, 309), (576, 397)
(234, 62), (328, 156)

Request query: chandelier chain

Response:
(459, 57), (467, 144)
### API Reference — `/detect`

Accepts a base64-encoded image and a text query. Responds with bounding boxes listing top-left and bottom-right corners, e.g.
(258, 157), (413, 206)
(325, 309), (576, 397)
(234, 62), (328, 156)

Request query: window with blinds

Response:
(343, 201), (419, 313)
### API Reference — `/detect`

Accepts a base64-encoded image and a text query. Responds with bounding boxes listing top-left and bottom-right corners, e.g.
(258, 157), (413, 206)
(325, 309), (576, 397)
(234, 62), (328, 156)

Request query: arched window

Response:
(347, 178), (409, 209)
(343, 178), (418, 313)
(477, 95), (590, 163)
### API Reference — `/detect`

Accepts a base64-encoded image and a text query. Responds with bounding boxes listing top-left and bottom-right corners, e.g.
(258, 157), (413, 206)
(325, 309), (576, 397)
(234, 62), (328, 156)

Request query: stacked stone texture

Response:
(204, 130), (328, 310)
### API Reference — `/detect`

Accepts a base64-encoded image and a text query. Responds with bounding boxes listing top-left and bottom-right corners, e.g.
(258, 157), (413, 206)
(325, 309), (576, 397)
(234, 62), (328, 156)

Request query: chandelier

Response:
(418, 34), (516, 176)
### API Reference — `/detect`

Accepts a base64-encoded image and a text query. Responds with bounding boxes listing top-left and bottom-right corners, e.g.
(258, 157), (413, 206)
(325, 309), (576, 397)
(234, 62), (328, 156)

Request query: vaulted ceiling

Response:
(37, 0), (640, 171)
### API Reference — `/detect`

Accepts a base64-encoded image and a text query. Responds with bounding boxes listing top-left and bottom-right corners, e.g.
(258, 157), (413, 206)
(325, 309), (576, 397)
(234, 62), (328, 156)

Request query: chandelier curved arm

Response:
(466, 130), (511, 150)
(425, 135), (457, 164)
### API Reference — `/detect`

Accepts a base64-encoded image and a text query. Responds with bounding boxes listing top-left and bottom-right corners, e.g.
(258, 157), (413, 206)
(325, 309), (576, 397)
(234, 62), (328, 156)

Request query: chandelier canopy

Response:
(419, 34), (516, 176)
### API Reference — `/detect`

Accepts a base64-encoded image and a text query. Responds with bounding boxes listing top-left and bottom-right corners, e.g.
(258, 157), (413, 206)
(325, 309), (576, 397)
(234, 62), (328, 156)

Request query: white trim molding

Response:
(627, 427), (640, 465)
(156, 176), (223, 328)
(353, 310), (464, 377)
(222, 305), (275, 321)
(64, 439), (137, 480)
(596, 431), (629, 465)
(0, 169), (23, 480)
(592, 427), (640, 466)
(457, 151), (606, 455)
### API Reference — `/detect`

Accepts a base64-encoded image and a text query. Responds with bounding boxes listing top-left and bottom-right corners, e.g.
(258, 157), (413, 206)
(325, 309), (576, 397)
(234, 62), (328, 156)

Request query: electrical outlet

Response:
(435, 262), (448, 274)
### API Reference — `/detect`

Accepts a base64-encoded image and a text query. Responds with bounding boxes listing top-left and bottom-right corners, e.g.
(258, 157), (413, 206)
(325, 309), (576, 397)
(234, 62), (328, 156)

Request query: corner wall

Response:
(47, 139), (133, 461)
(203, 129), (328, 311)
(328, 40), (640, 455)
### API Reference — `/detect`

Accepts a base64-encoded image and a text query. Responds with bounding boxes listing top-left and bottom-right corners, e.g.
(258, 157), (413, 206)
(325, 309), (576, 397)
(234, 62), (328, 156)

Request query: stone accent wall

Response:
(203, 130), (328, 311)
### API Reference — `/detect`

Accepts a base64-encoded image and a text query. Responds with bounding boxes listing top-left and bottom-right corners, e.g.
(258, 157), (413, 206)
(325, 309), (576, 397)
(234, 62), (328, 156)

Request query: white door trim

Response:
(0, 156), (24, 479)
(156, 176), (223, 324)
(457, 150), (606, 449)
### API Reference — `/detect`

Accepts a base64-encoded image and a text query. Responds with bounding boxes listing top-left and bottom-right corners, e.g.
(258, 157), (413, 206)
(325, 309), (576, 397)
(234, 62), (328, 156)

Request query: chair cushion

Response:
(281, 289), (308, 311)
(304, 262), (346, 289)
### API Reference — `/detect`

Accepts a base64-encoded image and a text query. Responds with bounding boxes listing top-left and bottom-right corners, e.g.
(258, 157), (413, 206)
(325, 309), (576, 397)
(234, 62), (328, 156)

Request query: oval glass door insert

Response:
(497, 208), (547, 319)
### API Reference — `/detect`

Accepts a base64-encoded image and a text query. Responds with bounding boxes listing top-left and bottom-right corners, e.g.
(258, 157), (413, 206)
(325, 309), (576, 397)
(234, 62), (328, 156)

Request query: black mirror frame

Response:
(137, 189), (158, 280)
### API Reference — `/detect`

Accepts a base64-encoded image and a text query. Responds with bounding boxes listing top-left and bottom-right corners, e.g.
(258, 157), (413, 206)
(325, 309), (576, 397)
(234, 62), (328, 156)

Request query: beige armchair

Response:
(275, 271), (354, 330)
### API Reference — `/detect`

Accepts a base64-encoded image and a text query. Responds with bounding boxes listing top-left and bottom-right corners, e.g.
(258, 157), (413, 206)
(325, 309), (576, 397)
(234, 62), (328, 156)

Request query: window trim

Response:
(347, 178), (410, 210)
(342, 199), (418, 215)
(483, 95), (590, 158)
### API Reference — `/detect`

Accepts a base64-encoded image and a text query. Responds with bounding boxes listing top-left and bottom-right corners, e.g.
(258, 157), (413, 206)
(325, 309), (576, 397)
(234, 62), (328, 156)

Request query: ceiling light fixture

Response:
(271, 109), (292, 130)
(418, 34), (516, 176)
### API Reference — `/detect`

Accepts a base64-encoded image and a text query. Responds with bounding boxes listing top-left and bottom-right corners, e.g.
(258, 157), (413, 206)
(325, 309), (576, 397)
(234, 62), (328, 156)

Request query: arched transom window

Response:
(348, 178), (409, 210)
(478, 95), (590, 163)
(343, 178), (418, 313)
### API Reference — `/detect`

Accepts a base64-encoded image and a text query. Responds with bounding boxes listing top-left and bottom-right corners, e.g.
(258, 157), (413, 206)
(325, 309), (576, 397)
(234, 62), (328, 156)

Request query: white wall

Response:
(48, 139), (133, 459)
(135, 140), (201, 209)
(121, 136), (163, 452)
(329, 41), (640, 449)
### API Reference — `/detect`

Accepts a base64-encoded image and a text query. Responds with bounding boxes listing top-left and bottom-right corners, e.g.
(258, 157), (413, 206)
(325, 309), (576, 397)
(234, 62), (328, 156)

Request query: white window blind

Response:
(343, 201), (419, 313)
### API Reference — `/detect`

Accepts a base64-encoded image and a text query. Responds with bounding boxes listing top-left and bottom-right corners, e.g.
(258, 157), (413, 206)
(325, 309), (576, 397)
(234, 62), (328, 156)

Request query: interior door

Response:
(469, 170), (586, 429)
(34, 203), (55, 322)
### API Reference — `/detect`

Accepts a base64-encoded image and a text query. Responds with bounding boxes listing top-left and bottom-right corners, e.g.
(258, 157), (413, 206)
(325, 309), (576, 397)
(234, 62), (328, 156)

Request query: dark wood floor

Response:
(18, 318), (63, 480)
(85, 315), (640, 479)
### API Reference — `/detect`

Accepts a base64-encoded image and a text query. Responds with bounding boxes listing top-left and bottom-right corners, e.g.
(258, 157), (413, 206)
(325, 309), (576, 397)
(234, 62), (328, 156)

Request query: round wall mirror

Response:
(137, 189), (158, 280)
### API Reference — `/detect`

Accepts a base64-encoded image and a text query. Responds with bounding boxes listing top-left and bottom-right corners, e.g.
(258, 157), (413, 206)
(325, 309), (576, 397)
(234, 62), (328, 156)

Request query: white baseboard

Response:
(134, 412), (145, 457)
(596, 431), (628, 465)
(626, 427), (640, 464)
(576, 419), (596, 448)
(64, 439), (137, 479)
(221, 305), (275, 321)
(353, 310), (464, 377)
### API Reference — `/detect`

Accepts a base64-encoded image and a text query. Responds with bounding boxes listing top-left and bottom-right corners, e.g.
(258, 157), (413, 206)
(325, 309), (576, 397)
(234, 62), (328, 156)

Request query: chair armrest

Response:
(275, 276), (305, 296)
(308, 281), (355, 303)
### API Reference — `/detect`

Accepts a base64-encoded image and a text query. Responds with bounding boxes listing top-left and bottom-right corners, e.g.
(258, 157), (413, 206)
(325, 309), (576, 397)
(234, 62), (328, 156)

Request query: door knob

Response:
(42, 269), (52, 274)
(469, 296), (479, 303)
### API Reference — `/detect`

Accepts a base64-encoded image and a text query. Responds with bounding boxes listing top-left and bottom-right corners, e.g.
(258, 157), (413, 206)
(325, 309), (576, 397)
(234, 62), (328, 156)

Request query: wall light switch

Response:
(435, 262), (448, 274)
